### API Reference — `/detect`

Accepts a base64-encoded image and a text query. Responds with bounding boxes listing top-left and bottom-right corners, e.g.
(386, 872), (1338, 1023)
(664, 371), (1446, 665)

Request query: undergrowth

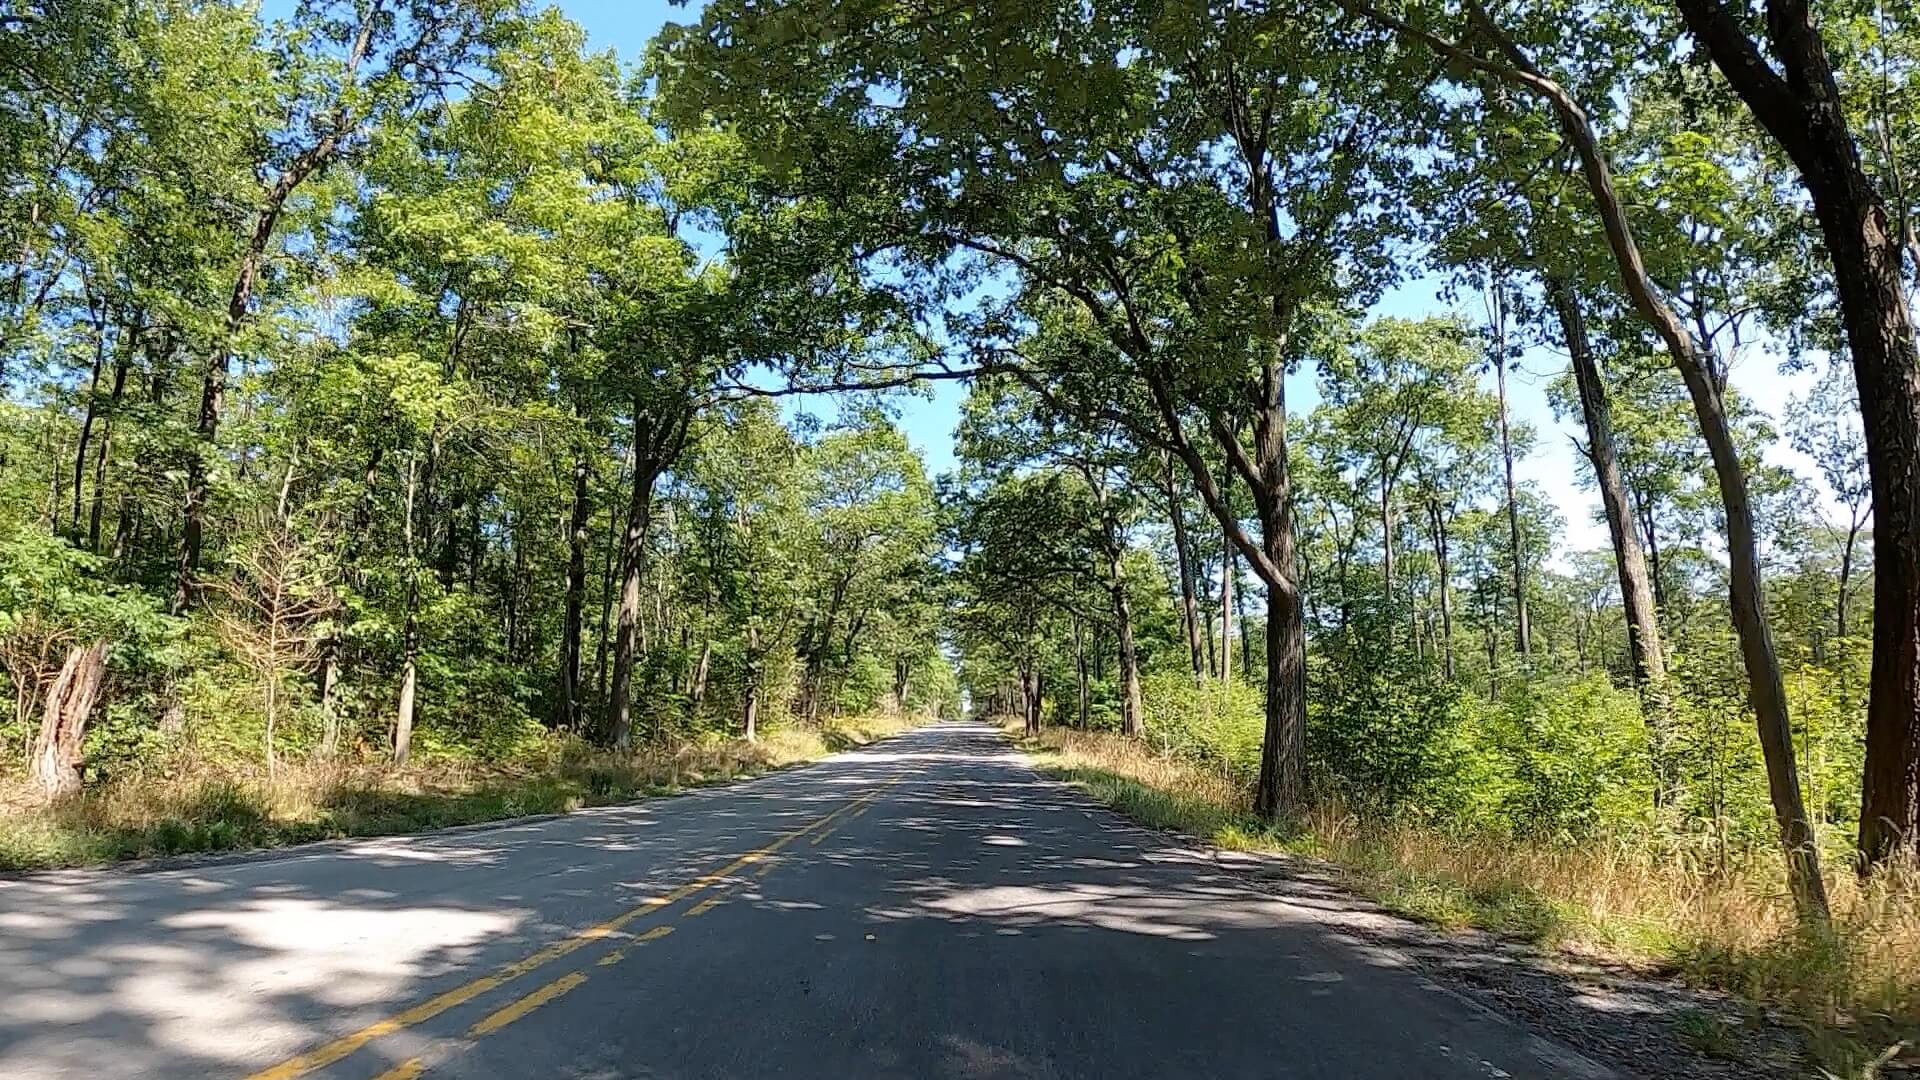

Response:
(0, 714), (921, 872)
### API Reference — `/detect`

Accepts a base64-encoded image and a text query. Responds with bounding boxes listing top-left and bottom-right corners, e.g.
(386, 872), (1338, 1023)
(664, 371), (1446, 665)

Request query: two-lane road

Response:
(1, 723), (1614, 1078)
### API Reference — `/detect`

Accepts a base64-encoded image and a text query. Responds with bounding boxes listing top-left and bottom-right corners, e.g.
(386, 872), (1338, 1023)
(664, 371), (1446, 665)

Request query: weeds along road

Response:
(0, 723), (1615, 1079)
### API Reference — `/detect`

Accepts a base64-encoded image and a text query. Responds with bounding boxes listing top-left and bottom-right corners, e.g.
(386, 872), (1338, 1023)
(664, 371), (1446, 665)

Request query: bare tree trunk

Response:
(1094, 505), (1145, 736)
(742, 625), (760, 743)
(1839, 519), (1860, 640)
(1489, 283), (1531, 660)
(1220, 538), (1235, 683)
(1426, 497), (1456, 678)
(317, 638), (340, 756)
(86, 340), (130, 552)
(1164, 453), (1206, 681)
(1235, 566), (1253, 678)
(892, 655), (910, 714)
(594, 450), (628, 699)
(608, 407), (683, 750)
(32, 642), (108, 799)
(557, 453), (590, 729)
(690, 639), (713, 710)
(393, 453), (420, 767)
(1553, 277), (1677, 804)
(1378, 467), (1395, 614)
(70, 302), (109, 538)
(1074, 617), (1090, 730)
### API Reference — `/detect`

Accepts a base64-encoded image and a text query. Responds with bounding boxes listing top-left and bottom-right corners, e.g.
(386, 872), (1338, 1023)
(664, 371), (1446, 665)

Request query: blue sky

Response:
(553, 2), (1827, 559)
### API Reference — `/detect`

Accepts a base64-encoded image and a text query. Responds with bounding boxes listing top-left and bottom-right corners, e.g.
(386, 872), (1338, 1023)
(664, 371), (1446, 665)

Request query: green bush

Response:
(1140, 670), (1265, 782)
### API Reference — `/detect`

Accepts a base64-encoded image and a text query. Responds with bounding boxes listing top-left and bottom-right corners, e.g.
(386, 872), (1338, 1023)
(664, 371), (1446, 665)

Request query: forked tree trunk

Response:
(33, 642), (108, 799)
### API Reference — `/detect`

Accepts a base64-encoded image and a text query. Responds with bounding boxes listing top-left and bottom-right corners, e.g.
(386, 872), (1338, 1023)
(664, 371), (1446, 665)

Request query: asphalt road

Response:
(1, 722), (1617, 1079)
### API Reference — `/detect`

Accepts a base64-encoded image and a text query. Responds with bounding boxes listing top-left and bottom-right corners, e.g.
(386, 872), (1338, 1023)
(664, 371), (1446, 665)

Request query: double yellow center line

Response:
(248, 777), (899, 1080)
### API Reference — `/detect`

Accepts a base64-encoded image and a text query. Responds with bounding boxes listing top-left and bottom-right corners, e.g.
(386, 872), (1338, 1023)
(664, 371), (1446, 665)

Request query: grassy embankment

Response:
(1015, 723), (1917, 1076)
(0, 714), (921, 873)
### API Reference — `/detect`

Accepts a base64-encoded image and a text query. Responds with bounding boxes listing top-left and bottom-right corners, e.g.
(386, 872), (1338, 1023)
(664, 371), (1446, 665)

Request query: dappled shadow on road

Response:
(0, 737), (917, 1080)
(711, 725), (1795, 1080)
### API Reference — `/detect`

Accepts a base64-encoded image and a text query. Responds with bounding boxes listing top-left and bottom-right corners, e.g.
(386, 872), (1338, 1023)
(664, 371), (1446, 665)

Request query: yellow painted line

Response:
(467, 971), (588, 1037)
(371, 1060), (424, 1080)
(245, 779), (899, 1080)
(810, 796), (879, 844)
(598, 924), (676, 966)
(685, 896), (723, 917)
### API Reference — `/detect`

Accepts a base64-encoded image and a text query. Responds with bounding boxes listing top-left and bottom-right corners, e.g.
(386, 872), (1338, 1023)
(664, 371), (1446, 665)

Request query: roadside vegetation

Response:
(1, 714), (920, 872)
(1011, 709), (1917, 1075)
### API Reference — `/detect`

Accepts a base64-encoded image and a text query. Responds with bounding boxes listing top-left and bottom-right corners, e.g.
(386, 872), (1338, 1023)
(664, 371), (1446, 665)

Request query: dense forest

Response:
(3, 0), (1919, 1046)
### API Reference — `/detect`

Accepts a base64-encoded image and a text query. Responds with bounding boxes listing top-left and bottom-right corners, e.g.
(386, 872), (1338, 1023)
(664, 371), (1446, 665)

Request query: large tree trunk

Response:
(607, 407), (682, 750)
(557, 453), (590, 729)
(1164, 453), (1206, 680)
(1552, 277), (1678, 804)
(1673, 0), (1920, 870)
(892, 655), (911, 714)
(606, 458), (656, 750)
(32, 642), (108, 800)
(742, 625), (761, 744)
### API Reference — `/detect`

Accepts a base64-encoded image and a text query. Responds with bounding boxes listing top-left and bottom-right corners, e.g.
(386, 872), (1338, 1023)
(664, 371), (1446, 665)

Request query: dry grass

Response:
(1016, 723), (1920, 1075)
(0, 713), (923, 873)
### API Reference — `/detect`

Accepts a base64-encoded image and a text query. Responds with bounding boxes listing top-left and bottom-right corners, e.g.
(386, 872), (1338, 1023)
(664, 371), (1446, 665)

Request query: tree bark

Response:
(1551, 276), (1678, 804)
(85, 333), (130, 552)
(606, 406), (686, 750)
(1074, 617), (1090, 729)
(1425, 496), (1456, 679)
(70, 301), (109, 538)
(393, 453), (420, 766)
(557, 453), (590, 730)
(32, 642), (108, 800)
(1489, 285), (1531, 660)
(1672, 0), (1920, 869)
(1164, 453), (1207, 681)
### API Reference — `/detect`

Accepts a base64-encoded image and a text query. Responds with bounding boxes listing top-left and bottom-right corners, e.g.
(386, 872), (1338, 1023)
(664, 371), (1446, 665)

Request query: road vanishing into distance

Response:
(2, 723), (1618, 1079)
